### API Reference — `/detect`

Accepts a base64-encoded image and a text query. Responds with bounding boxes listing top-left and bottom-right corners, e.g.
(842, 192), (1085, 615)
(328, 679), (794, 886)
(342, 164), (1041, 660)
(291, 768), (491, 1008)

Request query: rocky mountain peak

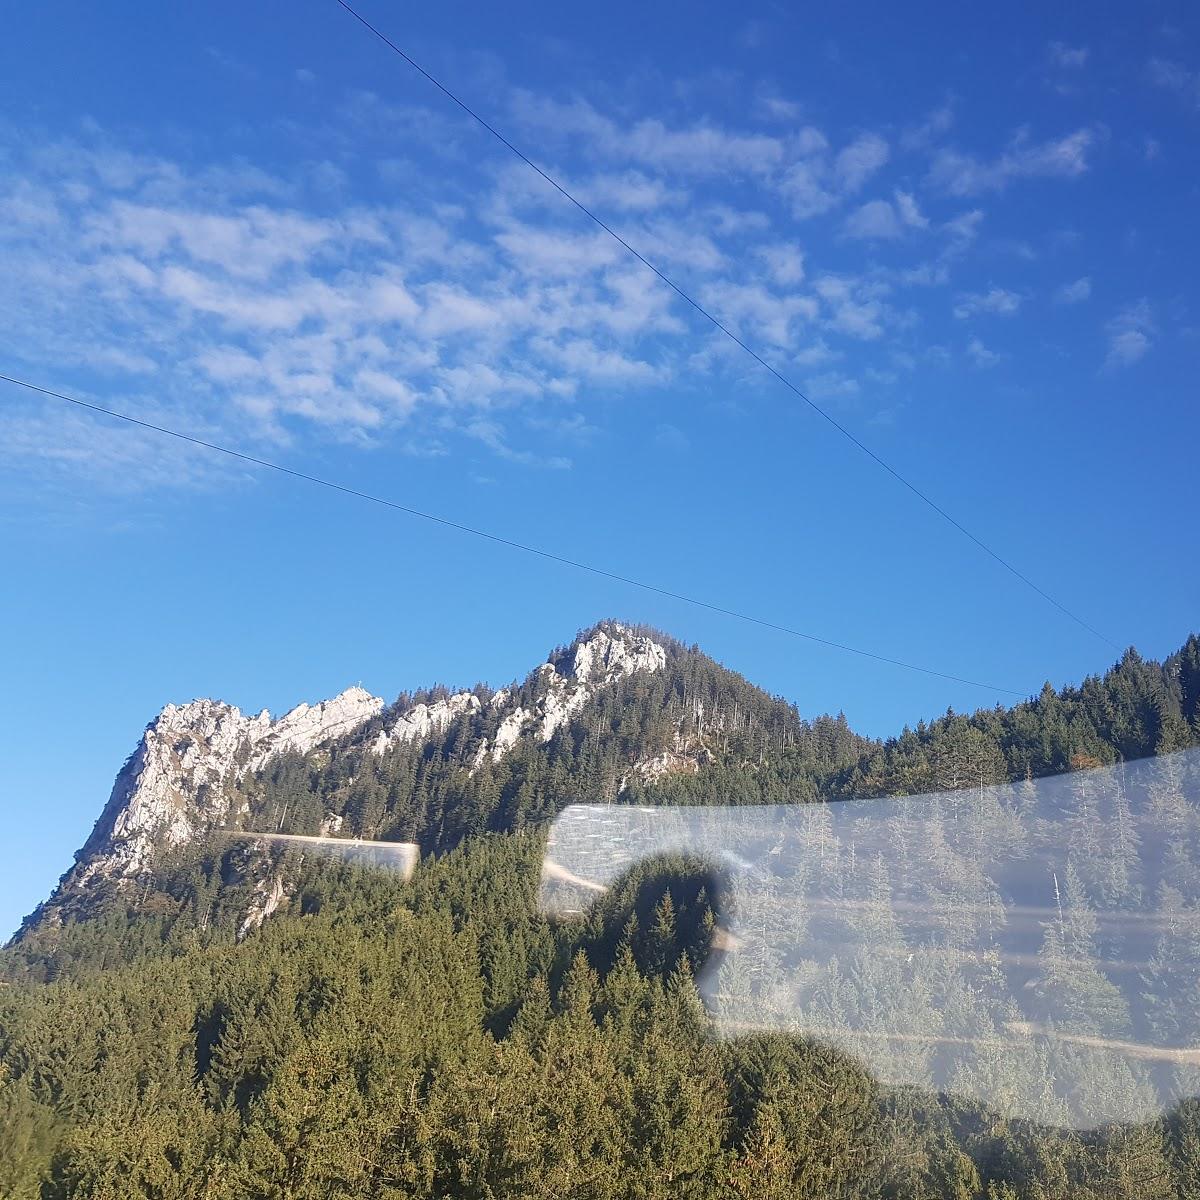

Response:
(64, 686), (384, 900)
(22, 624), (674, 934)
(537, 624), (667, 742)
(371, 691), (481, 756)
(555, 623), (669, 685)
(253, 686), (384, 772)
(474, 623), (669, 763)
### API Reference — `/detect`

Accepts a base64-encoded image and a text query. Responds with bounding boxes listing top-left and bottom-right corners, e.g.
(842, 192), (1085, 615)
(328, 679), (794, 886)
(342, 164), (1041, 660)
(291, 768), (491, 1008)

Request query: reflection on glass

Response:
(229, 830), (419, 875)
(540, 749), (1200, 1129)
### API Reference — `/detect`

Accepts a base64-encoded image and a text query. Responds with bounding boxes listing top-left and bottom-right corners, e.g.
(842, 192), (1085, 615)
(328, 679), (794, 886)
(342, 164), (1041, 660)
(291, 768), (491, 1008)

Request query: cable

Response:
(333, 0), (1117, 653)
(3, 371), (1025, 696)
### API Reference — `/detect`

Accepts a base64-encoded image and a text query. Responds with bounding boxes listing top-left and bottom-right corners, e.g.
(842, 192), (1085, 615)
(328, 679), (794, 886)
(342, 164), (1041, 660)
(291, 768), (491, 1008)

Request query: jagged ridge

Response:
(18, 622), (679, 938)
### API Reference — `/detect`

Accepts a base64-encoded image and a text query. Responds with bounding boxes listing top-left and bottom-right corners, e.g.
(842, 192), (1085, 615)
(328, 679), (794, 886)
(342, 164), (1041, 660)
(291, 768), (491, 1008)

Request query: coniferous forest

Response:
(4, 624), (1200, 1199)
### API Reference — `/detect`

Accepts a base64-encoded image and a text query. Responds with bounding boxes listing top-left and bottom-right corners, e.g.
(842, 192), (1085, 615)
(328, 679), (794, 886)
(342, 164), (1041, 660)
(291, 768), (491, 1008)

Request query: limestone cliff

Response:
(17, 623), (672, 939)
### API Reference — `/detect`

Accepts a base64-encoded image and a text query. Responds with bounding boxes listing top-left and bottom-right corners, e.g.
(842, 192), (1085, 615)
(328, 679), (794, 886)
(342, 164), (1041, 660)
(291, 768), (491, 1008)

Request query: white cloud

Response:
(355, 369), (418, 414)
(755, 90), (804, 122)
(509, 92), (786, 176)
(699, 281), (818, 349)
(804, 370), (859, 400)
(894, 191), (929, 229)
(755, 242), (806, 285)
(416, 284), (505, 337)
(85, 201), (347, 281)
(5, 135), (712, 476)
(844, 199), (903, 240)
(1055, 277), (1091, 304)
(778, 130), (889, 219)
(943, 209), (985, 243)
(779, 160), (838, 219)
(464, 417), (571, 469)
(835, 133), (890, 192)
(0, 182), (62, 229)
(791, 340), (836, 367)
(901, 103), (954, 152)
(364, 276), (421, 322)
(966, 336), (1000, 368)
(898, 260), (950, 287)
(531, 336), (664, 384)
(512, 90), (891, 233)
(576, 170), (686, 212)
(814, 275), (890, 340)
(583, 268), (683, 337)
(155, 265), (351, 330)
(1048, 43), (1089, 69)
(194, 346), (262, 383)
(844, 190), (928, 240)
(953, 288), (1023, 319)
(790, 126), (830, 157)
(1105, 328), (1151, 368)
(928, 128), (1096, 194)
(1105, 300), (1155, 368)
(3, 83), (1108, 494)
(626, 219), (726, 272)
(1148, 58), (1200, 106)
(436, 363), (541, 407)
(0, 393), (240, 494)
(705, 204), (771, 236)
(493, 224), (619, 278)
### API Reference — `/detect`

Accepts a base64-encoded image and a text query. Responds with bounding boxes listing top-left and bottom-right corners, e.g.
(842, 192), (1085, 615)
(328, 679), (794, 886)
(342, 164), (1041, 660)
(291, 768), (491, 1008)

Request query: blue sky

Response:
(2, 1), (1198, 937)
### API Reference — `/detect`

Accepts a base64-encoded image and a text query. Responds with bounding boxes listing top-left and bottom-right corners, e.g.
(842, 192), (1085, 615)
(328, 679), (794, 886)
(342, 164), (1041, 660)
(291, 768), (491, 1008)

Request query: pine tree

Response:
(0, 1066), (58, 1200)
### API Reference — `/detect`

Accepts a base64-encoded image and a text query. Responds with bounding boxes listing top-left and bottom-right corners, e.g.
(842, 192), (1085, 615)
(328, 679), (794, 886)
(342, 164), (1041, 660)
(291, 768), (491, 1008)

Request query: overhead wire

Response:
(333, 0), (1117, 652)
(2, 371), (1026, 696)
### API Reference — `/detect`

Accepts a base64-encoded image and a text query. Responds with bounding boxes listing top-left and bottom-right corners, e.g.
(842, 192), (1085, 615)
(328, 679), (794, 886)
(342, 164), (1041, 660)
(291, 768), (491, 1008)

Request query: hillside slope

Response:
(4, 624), (1200, 1199)
(14, 624), (1200, 954)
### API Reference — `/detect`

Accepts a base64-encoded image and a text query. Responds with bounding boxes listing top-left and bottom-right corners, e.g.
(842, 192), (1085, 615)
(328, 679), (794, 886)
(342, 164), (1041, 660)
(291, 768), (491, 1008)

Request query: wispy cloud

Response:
(2, 134), (699, 480)
(1055, 277), (1091, 304)
(1104, 300), (1155, 368)
(508, 90), (895, 229)
(804, 370), (860, 401)
(844, 199), (905, 240)
(464, 417), (571, 469)
(928, 128), (1096, 194)
(1048, 43), (1089, 69)
(755, 87), (803, 123)
(0, 390), (244, 494)
(1148, 58), (1200, 107)
(0, 65), (1139, 497)
(699, 280), (818, 348)
(509, 91), (785, 177)
(965, 336), (1001, 368)
(901, 102), (954, 152)
(574, 170), (687, 212)
(894, 191), (929, 230)
(814, 275), (891, 340)
(835, 134), (890, 191)
(777, 131), (890, 219)
(942, 209), (985, 245)
(843, 190), (928, 240)
(754, 242), (805, 285)
(953, 288), (1023, 319)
